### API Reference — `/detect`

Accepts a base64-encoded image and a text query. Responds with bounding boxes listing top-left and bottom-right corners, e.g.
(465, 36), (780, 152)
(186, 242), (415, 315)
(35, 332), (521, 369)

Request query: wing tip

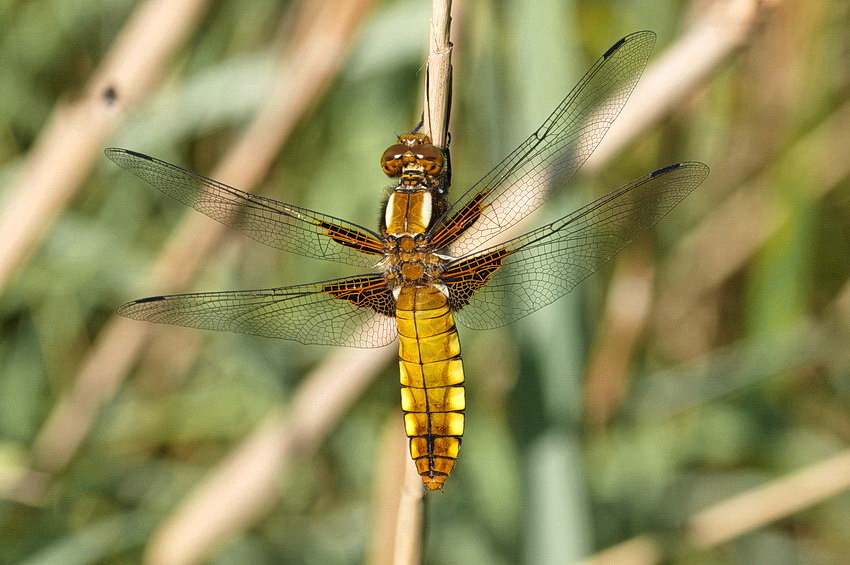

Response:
(650, 163), (682, 177)
(603, 37), (628, 59)
(605, 30), (657, 59)
(650, 161), (711, 178)
(117, 296), (164, 319)
(105, 147), (153, 166)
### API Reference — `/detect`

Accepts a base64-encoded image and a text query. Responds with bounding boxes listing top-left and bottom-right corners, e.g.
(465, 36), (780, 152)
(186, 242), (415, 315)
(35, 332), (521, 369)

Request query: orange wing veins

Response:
(429, 192), (487, 249)
(323, 275), (396, 317)
(442, 248), (510, 308)
(319, 221), (384, 255)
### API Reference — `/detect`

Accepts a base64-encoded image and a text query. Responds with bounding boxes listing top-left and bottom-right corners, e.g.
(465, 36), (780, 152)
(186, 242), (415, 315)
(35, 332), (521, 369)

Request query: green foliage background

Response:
(1, 0), (849, 563)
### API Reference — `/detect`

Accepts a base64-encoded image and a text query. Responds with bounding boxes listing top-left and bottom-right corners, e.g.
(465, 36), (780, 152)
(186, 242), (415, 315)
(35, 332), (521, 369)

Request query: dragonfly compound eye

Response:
(415, 144), (445, 176)
(381, 143), (407, 176)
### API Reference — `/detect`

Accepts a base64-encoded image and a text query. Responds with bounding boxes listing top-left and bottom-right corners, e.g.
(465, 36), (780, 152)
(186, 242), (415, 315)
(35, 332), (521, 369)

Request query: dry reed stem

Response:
(27, 0), (374, 487)
(578, 0), (786, 424)
(369, 418), (415, 565)
(582, 244), (655, 428)
(655, 98), (850, 352)
(144, 345), (394, 565)
(393, 457), (427, 564)
(422, 0), (453, 149)
(370, 421), (426, 565)
(576, 536), (661, 565)
(584, 0), (783, 172)
(370, 3), (453, 562)
(478, 0), (776, 252)
(577, 445), (850, 563)
(369, 415), (427, 564)
(687, 449), (850, 547)
(0, 0), (210, 292)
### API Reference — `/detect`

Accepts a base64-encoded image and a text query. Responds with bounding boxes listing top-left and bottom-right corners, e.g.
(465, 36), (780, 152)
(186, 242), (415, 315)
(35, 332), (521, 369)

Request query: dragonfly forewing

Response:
(432, 30), (658, 257)
(105, 148), (384, 268)
(445, 161), (709, 329)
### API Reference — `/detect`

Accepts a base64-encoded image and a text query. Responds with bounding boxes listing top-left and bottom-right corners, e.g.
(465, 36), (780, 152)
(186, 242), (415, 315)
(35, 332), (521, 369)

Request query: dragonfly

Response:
(107, 31), (708, 490)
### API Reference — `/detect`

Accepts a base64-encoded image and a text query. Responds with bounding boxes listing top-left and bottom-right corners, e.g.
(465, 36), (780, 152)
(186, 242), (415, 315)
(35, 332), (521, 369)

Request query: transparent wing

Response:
(431, 31), (657, 256)
(443, 162), (709, 329)
(106, 148), (385, 268)
(118, 274), (397, 347)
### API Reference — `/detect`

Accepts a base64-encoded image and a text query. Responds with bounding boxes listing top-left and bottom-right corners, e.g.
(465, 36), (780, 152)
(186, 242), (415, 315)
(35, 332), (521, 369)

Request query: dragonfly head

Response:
(380, 133), (445, 178)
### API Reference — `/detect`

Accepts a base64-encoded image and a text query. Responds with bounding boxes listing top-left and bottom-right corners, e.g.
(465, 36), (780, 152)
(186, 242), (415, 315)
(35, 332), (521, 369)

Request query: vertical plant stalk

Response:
(422, 0), (453, 149)
(381, 2), (453, 563)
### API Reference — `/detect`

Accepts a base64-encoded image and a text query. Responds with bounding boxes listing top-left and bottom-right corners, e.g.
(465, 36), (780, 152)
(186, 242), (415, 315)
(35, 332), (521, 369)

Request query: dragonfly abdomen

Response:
(396, 286), (465, 490)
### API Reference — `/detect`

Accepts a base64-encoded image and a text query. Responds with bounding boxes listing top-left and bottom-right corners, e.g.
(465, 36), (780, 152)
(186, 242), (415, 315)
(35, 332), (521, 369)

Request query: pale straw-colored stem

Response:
(374, 2), (454, 563)
(422, 0), (453, 149)
(21, 0), (375, 504)
(0, 0), (209, 292)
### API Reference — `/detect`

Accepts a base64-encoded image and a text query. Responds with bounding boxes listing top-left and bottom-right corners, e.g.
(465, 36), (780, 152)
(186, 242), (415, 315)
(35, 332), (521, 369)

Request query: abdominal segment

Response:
(396, 285), (465, 490)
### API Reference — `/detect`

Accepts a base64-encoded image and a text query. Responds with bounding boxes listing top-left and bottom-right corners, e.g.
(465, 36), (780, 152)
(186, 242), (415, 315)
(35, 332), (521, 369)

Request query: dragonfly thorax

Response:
(382, 234), (445, 285)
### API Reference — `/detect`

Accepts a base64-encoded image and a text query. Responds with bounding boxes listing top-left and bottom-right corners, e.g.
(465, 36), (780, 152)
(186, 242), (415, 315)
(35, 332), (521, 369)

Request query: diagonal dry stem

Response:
(24, 0), (375, 493)
(654, 98), (850, 354)
(688, 448), (850, 547)
(584, 0), (783, 172)
(144, 345), (394, 565)
(576, 440), (850, 564)
(0, 0), (210, 292)
(580, 0), (786, 425)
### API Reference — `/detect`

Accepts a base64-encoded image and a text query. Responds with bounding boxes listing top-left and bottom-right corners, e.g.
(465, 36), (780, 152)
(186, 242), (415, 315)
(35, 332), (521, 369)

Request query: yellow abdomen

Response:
(396, 285), (465, 490)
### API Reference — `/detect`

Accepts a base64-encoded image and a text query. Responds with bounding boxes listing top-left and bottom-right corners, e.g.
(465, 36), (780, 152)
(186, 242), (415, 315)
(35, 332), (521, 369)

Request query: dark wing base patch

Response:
(323, 276), (396, 317)
(442, 248), (509, 308)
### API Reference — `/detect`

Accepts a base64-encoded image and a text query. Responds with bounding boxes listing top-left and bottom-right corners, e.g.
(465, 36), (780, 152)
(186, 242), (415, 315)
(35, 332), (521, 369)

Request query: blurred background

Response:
(1, 0), (849, 563)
